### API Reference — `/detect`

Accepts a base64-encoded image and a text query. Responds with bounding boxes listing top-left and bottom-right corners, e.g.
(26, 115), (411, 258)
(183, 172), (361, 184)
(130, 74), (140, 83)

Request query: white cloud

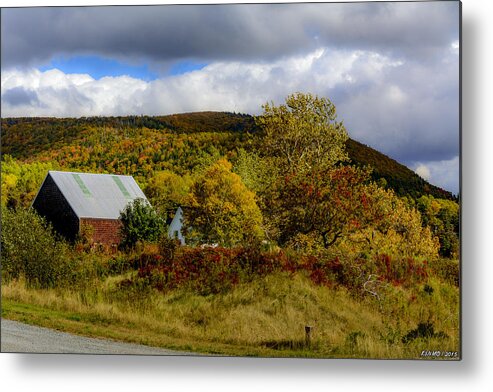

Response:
(0, 46), (459, 194)
(451, 40), (460, 55)
(1, 68), (148, 117)
(413, 156), (459, 195)
(415, 164), (431, 181)
(386, 85), (407, 105)
(1, 48), (400, 117)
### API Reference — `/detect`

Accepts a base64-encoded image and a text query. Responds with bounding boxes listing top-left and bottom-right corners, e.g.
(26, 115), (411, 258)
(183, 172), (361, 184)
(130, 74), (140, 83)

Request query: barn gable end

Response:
(32, 173), (80, 241)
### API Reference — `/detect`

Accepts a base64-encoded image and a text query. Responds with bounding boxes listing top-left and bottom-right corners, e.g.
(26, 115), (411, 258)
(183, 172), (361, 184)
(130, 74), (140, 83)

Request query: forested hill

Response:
(345, 139), (454, 200)
(1, 112), (454, 200)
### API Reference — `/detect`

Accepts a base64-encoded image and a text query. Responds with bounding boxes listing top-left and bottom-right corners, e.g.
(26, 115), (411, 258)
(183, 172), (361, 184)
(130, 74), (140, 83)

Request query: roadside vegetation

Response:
(2, 251), (459, 358)
(1, 93), (460, 359)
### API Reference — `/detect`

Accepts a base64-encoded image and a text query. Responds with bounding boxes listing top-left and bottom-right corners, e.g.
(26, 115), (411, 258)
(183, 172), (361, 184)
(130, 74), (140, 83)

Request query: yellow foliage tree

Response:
(144, 170), (192, 214)
(1, 155), (59, 209)
(339, 185), (440, 260)
(184, 159), (264, 247)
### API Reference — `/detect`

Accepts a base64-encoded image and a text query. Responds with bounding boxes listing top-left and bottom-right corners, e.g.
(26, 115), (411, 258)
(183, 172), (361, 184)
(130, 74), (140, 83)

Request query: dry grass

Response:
(1, 272), (460, 359)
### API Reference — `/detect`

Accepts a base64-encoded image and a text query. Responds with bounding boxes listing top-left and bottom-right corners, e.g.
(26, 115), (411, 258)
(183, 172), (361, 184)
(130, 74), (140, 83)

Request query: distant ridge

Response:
(1, 112), (455, 201)
(345, 138), (455, 200)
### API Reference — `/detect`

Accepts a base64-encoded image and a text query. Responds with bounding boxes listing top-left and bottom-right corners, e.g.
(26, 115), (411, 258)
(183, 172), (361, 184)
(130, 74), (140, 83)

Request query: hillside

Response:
(1, 112), (454, 200)
(345, 139), (454, 200)
(1, 112), (460, 360)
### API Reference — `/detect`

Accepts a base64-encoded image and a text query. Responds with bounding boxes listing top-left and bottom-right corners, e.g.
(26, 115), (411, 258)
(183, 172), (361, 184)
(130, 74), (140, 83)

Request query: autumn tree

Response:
(275, 166), (371, 250)
(252, 92), (439, 259)
(347, 185), (440, 259)
(1, 155), (59, 209)
(144, 170), (192, 214)
(184, 159), (264, 247)
(416, 195), (459, 258)
(277, 167), (439, 259)
(254, 93), (351, 245)
(255, 92), (349, 175)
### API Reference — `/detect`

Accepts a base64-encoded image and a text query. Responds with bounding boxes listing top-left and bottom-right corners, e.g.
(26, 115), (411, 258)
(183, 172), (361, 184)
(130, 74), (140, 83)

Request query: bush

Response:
(119, 198), (166, 249)
(119, 244), (438, 297)
(1, 206), (72, 288)
(125, 246), (284, 295)
(402, 322), (448, 343)
(311, 253), (429, 293)
(427, 258), (460, 286)
(158, 236), (179, 261)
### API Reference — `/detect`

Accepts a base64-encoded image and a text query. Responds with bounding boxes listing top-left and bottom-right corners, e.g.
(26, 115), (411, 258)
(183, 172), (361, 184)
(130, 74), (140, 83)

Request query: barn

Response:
(32, 171), (148, 246)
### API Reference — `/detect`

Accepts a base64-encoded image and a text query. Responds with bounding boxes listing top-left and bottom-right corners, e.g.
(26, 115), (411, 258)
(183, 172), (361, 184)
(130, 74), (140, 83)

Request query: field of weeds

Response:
(1, 250), (460, 359)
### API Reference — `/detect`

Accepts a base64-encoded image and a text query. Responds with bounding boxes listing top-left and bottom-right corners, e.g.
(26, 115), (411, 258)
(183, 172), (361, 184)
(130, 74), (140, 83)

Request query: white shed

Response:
(167, 206), (185, 245)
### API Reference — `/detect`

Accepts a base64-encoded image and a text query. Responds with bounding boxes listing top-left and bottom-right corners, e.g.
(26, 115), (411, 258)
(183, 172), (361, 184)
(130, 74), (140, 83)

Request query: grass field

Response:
(1, 271), (460, 359)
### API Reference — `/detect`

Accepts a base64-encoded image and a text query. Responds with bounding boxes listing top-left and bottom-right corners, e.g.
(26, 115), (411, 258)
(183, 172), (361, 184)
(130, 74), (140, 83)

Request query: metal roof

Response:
(46, 171), (148, 219)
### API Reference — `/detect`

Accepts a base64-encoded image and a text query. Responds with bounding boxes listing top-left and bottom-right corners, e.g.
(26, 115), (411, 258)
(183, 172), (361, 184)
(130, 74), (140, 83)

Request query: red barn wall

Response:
(79, 218), (122, 246)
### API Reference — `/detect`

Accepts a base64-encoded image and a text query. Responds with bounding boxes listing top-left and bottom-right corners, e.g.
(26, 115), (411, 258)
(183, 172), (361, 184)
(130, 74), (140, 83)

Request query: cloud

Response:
(415, 164), (431, 181)
(1, 48), (401, 117)
(333, 42), (459, 164)
(1, 2), (460, 70)
(1, 45), (458, 173)
(412, 156), (460, 195)
(1, 68), (147, 117)
(0, 2), (459, 193)
(1, 86), (40, 107)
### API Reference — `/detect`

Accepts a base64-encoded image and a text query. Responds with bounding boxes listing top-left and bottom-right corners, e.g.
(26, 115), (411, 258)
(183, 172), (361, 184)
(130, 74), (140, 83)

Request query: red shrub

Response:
(131, 246), (288, 295)
(370, 254), (429, 286)
(121, 246), (431, 296)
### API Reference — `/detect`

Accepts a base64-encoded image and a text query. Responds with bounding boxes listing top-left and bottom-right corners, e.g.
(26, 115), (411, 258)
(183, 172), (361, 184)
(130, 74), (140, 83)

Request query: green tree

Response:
(1, 206), (72, 288)
(255, 92), (349, 175)
(184, 159), (264, 247)
(232, 148), (277, 219)
(119, 198), (166, 249)
(232, 148), (271, 195)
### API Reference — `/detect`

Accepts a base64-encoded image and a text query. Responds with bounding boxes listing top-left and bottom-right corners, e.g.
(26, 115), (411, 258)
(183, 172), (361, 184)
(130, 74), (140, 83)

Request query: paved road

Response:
(1, 319), (195, 355)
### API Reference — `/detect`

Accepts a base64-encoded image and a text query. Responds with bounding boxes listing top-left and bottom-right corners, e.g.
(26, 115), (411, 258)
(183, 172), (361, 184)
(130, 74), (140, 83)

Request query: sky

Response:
(0, 1), (460, 194)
